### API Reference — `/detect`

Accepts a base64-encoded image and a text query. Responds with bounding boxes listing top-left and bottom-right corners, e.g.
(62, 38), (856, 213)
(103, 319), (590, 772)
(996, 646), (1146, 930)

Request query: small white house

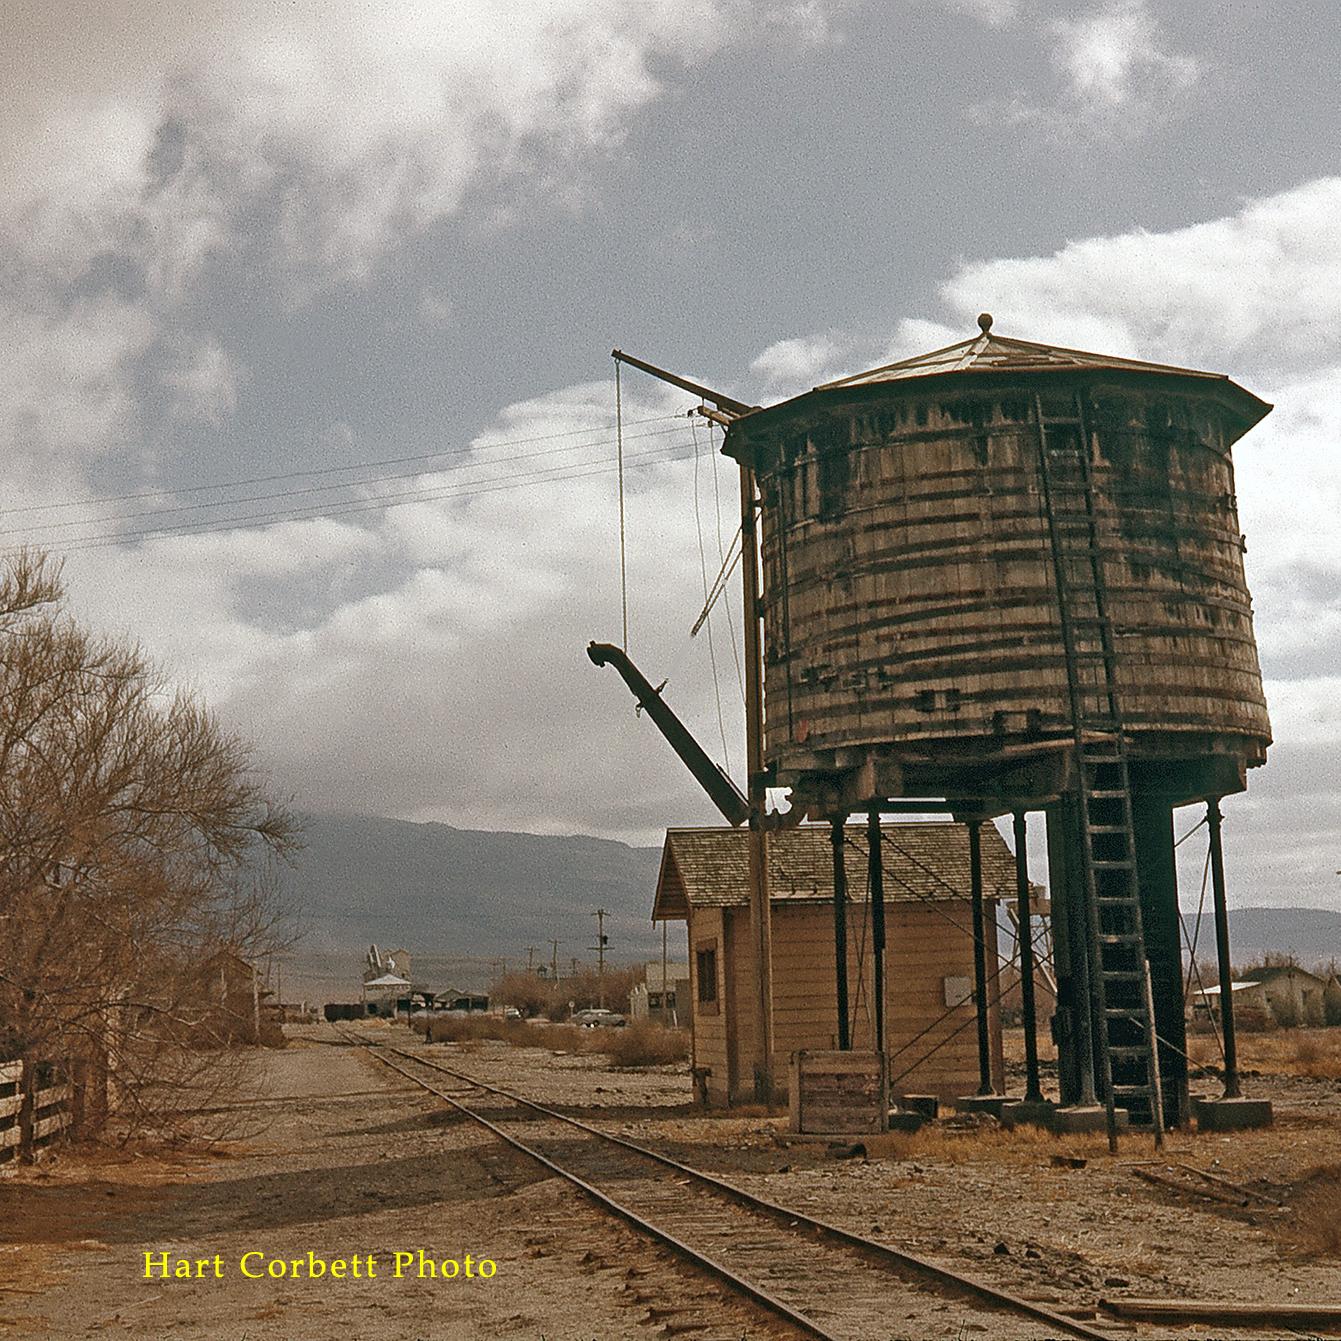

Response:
(629, 961), (690, 1027)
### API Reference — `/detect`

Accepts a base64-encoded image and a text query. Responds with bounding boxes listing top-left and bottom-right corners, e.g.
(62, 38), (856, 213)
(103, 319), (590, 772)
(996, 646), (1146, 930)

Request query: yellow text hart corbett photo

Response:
(142, 1250), (498, 1282)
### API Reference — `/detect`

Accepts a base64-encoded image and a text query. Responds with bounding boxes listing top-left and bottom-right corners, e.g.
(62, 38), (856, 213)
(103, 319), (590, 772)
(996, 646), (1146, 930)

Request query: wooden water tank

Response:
(721, 320), (1273, 812)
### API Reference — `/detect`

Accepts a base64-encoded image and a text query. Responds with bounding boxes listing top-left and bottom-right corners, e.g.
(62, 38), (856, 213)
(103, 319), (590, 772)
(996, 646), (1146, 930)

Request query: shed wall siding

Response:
(884, 901), (1003, 1099)
(688, 906), (728, 1103)
(755, 900), (1003, 1103)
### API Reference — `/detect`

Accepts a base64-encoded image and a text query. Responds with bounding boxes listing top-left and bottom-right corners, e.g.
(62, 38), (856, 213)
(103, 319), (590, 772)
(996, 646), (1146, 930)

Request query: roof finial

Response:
(977, 312), (993, 335)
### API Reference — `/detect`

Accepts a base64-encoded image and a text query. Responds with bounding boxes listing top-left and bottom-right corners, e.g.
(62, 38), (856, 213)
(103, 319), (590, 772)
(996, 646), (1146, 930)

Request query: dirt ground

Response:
(2, 1021), (1338, 1340)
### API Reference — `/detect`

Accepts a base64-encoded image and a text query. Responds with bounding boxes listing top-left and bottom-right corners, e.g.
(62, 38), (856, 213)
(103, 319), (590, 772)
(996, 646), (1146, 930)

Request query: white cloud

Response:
(1051, 0), (1200, 112)
(751, 333), (856, 395)
(969, 0), (1202, 136)
(938, 0), (1021, 28)
(59, 373), (745, 840)
(161, 338), (243, 425)
(1, 1), (835, 288)
(939, 177), (1341, 376)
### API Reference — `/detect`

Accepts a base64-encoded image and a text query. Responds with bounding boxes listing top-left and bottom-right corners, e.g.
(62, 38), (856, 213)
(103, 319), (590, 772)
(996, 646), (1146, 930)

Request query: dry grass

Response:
(416, 1014), (687, 1068)
(1282, 1166), (1341, 1257)
(602, 1022), (689, 1067)
(1187, 1027), (1341, 1079)
(860, 1120), (1114, 1166)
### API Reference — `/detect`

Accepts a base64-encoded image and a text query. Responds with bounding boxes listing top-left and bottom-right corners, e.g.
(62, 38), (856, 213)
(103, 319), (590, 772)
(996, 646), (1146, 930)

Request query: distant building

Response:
(196, 950), (261, 1044)
(652, 822), (1013, 1106)
(1191, 963), (1329, 1028)
(362, 946), (415, 1014)
(629, 961), (690, 1026)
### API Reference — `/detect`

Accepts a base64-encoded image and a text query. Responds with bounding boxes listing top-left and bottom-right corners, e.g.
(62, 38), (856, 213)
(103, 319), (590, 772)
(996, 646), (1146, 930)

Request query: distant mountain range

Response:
(1187, 906), (1341, 971)
(275, 813), (666, 1002)
(270, 812), (1341, 1005)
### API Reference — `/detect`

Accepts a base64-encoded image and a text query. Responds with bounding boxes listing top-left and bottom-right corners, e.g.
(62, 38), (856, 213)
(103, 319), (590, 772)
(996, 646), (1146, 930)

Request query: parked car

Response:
(571, 1008), (626, 1028)
(502, 1006), (522, 1020)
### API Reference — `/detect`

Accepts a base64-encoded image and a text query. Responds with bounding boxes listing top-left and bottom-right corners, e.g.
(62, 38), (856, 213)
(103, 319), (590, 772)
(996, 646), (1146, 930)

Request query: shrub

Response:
(603, 1023), (689, 1068)
(1284, 1167), (1341, 1257)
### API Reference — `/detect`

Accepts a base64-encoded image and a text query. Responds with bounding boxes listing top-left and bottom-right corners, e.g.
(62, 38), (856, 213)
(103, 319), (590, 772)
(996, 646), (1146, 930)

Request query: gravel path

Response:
(3, 1020), (1337, 1340)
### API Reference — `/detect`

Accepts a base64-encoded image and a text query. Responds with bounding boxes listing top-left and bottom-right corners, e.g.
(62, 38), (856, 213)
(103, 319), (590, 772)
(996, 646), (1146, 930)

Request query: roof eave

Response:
(722, 364), (1272, 463)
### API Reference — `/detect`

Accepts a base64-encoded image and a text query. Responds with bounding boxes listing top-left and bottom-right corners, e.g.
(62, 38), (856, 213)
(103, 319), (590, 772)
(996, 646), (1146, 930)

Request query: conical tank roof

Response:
(728, 314), (1271, 442)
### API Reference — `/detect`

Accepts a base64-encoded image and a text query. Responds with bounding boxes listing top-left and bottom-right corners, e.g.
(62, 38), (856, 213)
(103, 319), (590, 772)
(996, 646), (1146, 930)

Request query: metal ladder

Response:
(1034, 394), (1164, 1146)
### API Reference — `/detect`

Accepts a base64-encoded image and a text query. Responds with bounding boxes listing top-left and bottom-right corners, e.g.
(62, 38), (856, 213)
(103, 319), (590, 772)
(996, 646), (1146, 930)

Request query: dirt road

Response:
(0, 1030), (783, 1340)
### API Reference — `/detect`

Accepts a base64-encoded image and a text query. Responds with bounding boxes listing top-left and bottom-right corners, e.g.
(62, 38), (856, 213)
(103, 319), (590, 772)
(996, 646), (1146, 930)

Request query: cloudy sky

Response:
(3, 0), (1338, 912)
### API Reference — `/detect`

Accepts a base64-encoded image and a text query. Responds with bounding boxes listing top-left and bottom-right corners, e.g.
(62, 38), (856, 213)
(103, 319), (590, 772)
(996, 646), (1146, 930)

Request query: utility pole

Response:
(608, 349), (773, 1103)
(592, 909), (609, 1008)
(740, 462), (775, 1102)
(526, 945), (538, 974)
(549, 939), (560, 982)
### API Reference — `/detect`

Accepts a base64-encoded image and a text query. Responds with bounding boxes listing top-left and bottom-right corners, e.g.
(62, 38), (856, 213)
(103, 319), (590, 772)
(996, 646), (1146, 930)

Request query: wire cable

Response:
(691, 415), (731, 775)
(0, 424), (687, 541)
(615, 359), (628, 652)
(0, 413), (680, 520)
(11, 434), (700, 558)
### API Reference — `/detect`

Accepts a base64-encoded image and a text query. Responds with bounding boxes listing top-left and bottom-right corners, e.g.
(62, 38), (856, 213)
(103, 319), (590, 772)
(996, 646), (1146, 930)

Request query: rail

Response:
(345, 1028), (1116, 1341)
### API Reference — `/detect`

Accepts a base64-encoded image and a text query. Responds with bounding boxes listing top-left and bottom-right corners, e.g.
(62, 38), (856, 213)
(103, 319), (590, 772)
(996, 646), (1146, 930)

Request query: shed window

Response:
(696, 948), (718, 1006)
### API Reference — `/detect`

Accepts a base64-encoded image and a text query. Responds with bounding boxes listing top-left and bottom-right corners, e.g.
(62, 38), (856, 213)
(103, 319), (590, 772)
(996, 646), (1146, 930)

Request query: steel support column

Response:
(1046, 798), (1098, 1107)
(969, 819), (993, 1095)
(1207, 799), (1241, 1099)
(1130, 788), (1188, 1127)
(830, 817), (850, 1051)
(1013, 812), (1044, 1105)
(867, 807), (886, 1057)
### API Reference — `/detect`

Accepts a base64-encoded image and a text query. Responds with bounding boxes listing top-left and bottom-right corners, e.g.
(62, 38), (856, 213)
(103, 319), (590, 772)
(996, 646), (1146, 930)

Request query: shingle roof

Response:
(721, 318), (1271, 449)
(653, 821), (1016, 919)
(817, 323), (1242, 391)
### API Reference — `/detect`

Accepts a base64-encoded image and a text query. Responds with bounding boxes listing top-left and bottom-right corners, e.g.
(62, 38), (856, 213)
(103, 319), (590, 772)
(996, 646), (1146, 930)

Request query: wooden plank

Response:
(0, 1094), (22, 1121)
(0, 1125), (20, 1150)
(35, 1083), (71, 1107)
(1100, 1298), (1341, 1327)
(0, 1061), (20, 1086)
(33, 1112), (69, 1142)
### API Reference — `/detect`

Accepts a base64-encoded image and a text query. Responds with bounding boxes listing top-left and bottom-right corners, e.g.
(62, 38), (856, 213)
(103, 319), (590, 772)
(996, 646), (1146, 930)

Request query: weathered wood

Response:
(791, 1049), (887, 1134)
(32, 1112), (69, 1143)
(729, 381), (1270, 812)
(1100, 1298), (1341, 1326)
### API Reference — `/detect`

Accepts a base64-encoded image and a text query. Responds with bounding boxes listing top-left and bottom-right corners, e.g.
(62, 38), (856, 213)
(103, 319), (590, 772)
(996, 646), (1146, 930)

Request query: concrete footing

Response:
(1000, 1098), (1056, 1130)
(1194, 1095), (1273, 1131)
(956, 1093), (1009, 1119)
(896, 1094), (940, 1120)
(886, 1109), (927, 1133)
(1049, 1104), (1110, 1134)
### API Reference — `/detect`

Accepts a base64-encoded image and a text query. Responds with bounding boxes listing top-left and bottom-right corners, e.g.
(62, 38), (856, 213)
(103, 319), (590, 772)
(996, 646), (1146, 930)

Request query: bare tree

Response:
(0, 549), (299, 1139)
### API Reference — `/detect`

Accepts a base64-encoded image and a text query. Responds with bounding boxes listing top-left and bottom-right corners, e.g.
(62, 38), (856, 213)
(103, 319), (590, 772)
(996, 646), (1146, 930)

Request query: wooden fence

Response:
(0, 1059), (72, 1167)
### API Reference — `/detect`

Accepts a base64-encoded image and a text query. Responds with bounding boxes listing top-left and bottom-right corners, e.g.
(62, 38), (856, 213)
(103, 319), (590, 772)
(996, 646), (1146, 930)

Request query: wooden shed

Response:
(652, 821), (1014, 1106)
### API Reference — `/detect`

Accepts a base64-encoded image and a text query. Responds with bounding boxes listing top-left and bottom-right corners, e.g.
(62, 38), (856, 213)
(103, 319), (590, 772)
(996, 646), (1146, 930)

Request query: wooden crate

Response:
(789, 1049), (887, 1135)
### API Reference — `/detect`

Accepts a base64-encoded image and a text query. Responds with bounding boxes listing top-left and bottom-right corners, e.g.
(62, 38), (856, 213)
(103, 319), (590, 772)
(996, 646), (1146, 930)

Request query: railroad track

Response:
(343, 1027), (1118, 1341)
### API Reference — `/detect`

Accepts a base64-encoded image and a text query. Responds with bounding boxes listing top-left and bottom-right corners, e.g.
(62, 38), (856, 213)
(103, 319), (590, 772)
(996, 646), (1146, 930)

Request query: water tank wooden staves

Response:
(721, 318), (1274, 1130)
(721, 317), (1272, 816)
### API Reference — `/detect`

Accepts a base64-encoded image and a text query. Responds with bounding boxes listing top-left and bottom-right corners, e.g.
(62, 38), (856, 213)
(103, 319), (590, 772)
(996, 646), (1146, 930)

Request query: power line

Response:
(1, 424), (685, 541)
(12, 434), (701, 557)
(0, 413), (681, 520)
